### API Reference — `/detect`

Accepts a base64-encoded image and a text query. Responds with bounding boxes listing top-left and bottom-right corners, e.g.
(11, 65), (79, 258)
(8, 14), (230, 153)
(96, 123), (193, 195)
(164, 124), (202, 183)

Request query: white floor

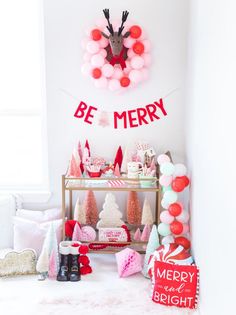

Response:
(0, 254), (199, 315)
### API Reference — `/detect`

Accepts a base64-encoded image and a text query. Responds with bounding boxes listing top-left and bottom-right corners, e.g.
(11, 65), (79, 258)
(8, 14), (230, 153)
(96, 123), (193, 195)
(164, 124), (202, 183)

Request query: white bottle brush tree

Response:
(97, 193), (125, 228)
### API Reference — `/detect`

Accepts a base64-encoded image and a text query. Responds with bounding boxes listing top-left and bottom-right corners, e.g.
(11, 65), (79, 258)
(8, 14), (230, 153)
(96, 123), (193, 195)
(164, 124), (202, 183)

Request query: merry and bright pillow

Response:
(151, 261), (199, 309)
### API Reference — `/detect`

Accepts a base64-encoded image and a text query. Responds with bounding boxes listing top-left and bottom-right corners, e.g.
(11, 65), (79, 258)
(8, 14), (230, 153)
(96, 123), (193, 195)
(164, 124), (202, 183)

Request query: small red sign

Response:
(152, 261), (199, 309)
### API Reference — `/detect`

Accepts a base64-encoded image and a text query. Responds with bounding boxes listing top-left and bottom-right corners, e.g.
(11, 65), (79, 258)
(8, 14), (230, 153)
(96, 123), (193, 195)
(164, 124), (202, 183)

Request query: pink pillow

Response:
(16, 208), (61, 223)
(13, 217), (62, 257)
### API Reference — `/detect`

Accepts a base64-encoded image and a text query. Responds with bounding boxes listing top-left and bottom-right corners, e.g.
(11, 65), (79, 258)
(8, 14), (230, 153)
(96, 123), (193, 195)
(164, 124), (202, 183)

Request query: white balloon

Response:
(99, 37), (109, 48)
(176, 211), (190, 223)
(81, 63), (92, 76)
(130, 56), (145, 69)
(83, 52), (92, 62)
(129, 70), (143, 83)
(162, 235), (175, 245)
(91, 54), (105, 67)
(113, 68), (123, 80)
(161, 198), (170, 209)
(174, 164), (187, 177)
(86, 41), (100, 54)
(108, 79), (120, 91)
(102, 64), (114, 78)
(94, 76), (108, 89)
(100, 49), (107, 58)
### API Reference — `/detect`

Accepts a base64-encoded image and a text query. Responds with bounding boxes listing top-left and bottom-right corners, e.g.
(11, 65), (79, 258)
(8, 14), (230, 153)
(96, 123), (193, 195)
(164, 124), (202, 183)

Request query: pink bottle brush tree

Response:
(83, 190), (99, 226)
(126, 191), (142, 225)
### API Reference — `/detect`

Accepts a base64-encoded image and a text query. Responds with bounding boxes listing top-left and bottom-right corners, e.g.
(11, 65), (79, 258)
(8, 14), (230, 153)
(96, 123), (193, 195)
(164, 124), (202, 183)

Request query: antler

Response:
(103, 8), (114, 35)
(118, 10), (129, 36)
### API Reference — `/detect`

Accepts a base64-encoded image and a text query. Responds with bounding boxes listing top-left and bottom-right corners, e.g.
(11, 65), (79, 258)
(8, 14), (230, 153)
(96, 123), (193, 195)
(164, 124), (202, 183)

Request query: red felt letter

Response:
(85, 106), (97, 124)
(146, 104), (160, 122)
(137, 107), (149, 125)
(74, 101), (88, 118)
(114, 111), (127, 129)
(154, 99), (167, 116)
(128, 109), (139, 128)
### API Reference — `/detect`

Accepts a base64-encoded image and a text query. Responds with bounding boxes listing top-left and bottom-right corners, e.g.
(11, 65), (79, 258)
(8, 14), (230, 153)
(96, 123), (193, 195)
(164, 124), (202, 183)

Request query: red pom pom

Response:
(170, 221), (183, 235)
(120, 77), (130, 87)
(168, 203), (183, 217)
(129, 25), (142, 39)
(92, 68), (102, 79)
(175, 236), (191, 250)
(65, 220), (80, 238)
(133, 42), (144, 55)
(181, 175), (190, 187)
(80, 265), (92, 275)
(91, 29), (102, 41)
(78, 255), (90, 266)
(79, 245), (89, 255)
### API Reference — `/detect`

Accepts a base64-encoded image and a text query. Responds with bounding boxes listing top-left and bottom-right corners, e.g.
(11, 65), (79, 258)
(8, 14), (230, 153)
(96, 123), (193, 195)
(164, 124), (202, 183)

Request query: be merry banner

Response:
(152, 261), (199, 309)
(73, 98), (167, 129)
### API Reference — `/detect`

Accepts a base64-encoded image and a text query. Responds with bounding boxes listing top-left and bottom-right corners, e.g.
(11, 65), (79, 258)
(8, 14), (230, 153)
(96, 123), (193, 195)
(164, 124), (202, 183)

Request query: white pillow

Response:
(13, 217), (62, 256)
(16, 208), (61, 223)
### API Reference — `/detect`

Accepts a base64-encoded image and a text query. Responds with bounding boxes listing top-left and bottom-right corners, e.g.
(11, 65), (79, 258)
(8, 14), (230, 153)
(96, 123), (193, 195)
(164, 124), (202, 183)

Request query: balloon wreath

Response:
(81, 9), (151, 91)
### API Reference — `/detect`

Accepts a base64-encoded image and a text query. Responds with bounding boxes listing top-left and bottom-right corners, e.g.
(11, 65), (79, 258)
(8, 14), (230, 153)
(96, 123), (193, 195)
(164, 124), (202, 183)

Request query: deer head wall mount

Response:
(101, 9), (130, 69)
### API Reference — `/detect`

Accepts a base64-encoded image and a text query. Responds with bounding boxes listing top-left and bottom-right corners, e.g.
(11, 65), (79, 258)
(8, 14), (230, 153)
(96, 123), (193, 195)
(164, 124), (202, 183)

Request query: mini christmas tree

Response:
(141, 198), (154, 225)
(126, 191), (142, 225)
(142, 225), (160, 278)
(74, 197), (86, 224)
(114, 164), (121, 177)
(97, 193), (125, 228)
(83, 190), (99, 226)
(72, 222), (83, 241)
(121, 147), (131, 174)
(85, 139), (91, 156)
(140, 224), (151, 242)
(78, 141), (84, 173)
(48, 250), (58, 279)
(36, 246), (49, 274)
(133, 228), (141, 241)
(114, 146), (123, 169)
(67, 154), (82, 177)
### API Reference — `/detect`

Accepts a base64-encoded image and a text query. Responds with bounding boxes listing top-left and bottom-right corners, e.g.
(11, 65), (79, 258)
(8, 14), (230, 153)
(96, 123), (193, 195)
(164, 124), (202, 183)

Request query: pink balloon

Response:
(91, 53), (105, 67)
(176, 211), (190, 223)
(157, 154), (171, 165)
(143, 39), (151, 52)
(123, 37), (136, 48)
(143, 53), (151, 66)
(182, 224), (190, 234)
(130, 56), (145, 69)
(108, 79), (120, 91)
(86, 41), (100, 54)
(83, 52), (92, 62)
(99, 37), (109, 48)
(113, 67), (123, 80)
(94, 76), (107, 89)
(100, 49), (107, 58)
(81, 63), (92, 76)
(160, 211), (175, 224)
(127, 49), (135, 59)
(102, 64), (114, 77)
(129, 70), (143, 83)
(161, 198), (170, 209)
(160, 175), (173, 187)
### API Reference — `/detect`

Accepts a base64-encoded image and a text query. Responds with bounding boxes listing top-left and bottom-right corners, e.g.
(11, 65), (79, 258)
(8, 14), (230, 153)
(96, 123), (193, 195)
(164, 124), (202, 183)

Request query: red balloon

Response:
(133, 41), (145, 55)
(91, 29), (102, 41)
(175, 236), (191, 250)
(171, 177), (186, 192)
(120, 76), (130, 87)
(181, 175), (190, 187)
(170, 221), (183, 235)
(168, 203), (183, 216)
(92, 68), (102, 79)
(129, 25), (142, 39)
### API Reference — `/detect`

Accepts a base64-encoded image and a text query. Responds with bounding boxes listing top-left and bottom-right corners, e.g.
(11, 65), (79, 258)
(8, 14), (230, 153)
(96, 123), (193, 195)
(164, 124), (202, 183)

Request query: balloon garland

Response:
(157, 154), (191, 250)
(81, 17), (151, 91)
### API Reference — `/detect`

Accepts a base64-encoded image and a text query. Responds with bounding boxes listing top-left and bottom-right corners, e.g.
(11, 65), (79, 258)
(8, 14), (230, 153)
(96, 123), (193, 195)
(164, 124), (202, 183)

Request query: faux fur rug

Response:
(0, 254), (199, 315)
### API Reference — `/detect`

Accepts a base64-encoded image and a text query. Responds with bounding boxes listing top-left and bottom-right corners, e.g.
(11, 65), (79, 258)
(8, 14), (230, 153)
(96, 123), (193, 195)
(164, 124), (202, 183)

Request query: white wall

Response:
(186, 1), (236, 314)
(30, 0), (189, 210)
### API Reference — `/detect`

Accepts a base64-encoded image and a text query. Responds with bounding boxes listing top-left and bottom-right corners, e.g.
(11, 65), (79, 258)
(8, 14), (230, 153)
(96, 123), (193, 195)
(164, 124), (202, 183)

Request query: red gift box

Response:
(151, 261), (199, 309)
